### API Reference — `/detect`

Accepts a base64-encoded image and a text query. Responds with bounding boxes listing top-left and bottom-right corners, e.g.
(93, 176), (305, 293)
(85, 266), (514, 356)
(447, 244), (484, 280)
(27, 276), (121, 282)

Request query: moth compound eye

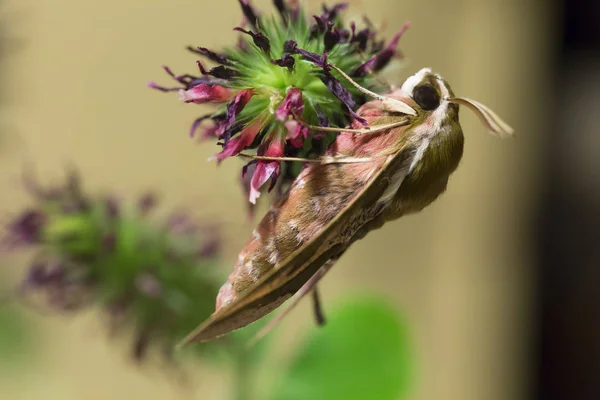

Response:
(412, 84), (441, 111)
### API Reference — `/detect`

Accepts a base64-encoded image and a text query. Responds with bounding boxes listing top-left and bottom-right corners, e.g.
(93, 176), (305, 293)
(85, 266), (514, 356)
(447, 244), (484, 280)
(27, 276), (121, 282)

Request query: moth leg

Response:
(237, 153), (372, 165)
(295, 119), (409, 135)
(247, 260), (335, 346)
(311, 286), (326, 326)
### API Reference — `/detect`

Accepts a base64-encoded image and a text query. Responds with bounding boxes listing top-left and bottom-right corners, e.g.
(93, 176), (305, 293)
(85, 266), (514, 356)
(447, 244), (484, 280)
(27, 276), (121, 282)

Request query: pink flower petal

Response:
(217, 88), (256, 136)
(249, 161), (278, 204)
(216, 118), (264, 160)
(178, 84), (233, 104)
(248, 136), (285, 204)
(284, 120), (309, 148)
(276, 88), (304, 121)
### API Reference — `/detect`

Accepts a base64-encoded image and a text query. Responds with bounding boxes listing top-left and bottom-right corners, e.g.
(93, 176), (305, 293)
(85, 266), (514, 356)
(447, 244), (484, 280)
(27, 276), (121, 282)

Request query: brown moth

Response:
(178, 65), (514, 347)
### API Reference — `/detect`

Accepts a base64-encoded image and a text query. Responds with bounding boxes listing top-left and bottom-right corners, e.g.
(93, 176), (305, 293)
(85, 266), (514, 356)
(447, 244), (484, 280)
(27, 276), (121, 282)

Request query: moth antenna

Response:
(448, 97), (515, 138)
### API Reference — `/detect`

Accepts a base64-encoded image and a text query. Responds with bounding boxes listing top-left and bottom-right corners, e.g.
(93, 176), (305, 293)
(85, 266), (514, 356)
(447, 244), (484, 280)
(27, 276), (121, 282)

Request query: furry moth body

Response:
(178, 67), (514, 346)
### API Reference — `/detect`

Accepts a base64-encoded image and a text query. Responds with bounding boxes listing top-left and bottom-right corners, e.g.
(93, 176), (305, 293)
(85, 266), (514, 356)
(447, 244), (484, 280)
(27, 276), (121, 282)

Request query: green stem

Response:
(233, 346), (252, 400)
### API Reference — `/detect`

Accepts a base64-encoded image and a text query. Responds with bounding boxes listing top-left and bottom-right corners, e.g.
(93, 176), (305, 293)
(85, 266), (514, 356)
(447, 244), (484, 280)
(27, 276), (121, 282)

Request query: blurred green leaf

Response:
(272, 296), (414, 400)
(0, 306), (31, 366)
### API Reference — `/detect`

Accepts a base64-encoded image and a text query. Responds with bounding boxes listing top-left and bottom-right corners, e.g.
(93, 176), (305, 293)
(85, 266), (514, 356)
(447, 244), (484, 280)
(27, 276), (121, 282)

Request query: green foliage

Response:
(5, 171), (228, 362)
(0, 306), (31, 368)
(272, 296), (414, 400)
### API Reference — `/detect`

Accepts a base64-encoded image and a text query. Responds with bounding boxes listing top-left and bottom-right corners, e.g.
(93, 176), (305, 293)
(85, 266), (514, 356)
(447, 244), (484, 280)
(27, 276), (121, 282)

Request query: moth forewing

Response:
(176, 145), (417, 347)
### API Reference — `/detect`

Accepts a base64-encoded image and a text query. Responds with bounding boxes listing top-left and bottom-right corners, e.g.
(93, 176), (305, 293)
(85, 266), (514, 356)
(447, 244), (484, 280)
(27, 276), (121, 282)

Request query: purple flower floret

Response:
(2, 169), (225, 362)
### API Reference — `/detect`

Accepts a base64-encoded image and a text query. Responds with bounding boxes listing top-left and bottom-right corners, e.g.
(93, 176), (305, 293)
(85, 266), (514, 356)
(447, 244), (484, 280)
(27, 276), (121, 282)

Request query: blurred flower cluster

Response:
(150, 0), (408, 207)
(2, 168), (224, 362)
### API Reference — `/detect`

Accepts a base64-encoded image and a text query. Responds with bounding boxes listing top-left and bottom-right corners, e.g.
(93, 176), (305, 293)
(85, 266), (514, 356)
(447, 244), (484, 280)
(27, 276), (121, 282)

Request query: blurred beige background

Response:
(0, 0), (553, 399)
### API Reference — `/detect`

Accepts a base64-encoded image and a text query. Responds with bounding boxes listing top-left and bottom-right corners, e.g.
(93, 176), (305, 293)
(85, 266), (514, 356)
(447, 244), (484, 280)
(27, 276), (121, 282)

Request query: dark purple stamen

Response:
(197, 62), (240, 80)
(150, 65), (229, 93)
(321, 2), (348, 21)
(272, 53), (295, 71)
(370, 23), (410, 72)
(238, 0), (259, 28)
(189, 114), (212, 138)
(268, 172), (278, 193)
(273, 0), (288, 22)
(339, 29), (350, 42)
(186, 46), (231, 66)
(288, 44), (329, 69)
(219, 121), (245, 146)
(311, 16), (327, 36)
(283, 40), (297, 53)
(234, 27), (271, 55)
(146, 82), (180, 92)
(352, 55), (376, 77)
(350, 22), (371, 51)
(319, 72), (367, 125)
(218, 89), (254, 142)
(310, 3), (348, 38)
(241, 160), (256, 178)
(324, 23), (341, 52)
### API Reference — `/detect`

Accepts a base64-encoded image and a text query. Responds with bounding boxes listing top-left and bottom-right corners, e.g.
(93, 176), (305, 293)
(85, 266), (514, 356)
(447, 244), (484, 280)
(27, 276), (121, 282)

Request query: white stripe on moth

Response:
(377, 157), (410, 205)
(400, 68), (432, 96)
(429, 76), (450, 132)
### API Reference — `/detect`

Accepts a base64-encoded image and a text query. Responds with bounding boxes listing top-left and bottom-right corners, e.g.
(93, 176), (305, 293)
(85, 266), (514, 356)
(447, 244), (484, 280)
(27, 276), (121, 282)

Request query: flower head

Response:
(150, 0), (409, 208)
(2, 168), (225, 363)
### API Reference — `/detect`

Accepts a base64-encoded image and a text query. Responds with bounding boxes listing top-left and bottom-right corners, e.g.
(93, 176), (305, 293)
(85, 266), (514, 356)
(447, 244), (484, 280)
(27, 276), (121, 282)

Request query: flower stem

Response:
(233, 346), (253, 400)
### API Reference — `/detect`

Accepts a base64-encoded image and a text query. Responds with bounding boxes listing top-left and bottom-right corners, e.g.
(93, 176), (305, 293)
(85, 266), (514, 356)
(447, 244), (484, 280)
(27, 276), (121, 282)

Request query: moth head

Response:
(386, 68), (514, 138)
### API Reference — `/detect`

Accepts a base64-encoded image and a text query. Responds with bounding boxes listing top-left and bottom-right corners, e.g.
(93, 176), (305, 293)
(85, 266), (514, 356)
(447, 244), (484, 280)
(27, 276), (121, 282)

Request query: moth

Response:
(178, 65), (514, 347)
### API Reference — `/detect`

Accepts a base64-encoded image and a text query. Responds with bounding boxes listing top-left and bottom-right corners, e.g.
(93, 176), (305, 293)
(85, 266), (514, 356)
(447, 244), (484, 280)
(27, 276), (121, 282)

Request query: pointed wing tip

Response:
(175, 317), (220, 350)
(175, 329), (206, 350)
